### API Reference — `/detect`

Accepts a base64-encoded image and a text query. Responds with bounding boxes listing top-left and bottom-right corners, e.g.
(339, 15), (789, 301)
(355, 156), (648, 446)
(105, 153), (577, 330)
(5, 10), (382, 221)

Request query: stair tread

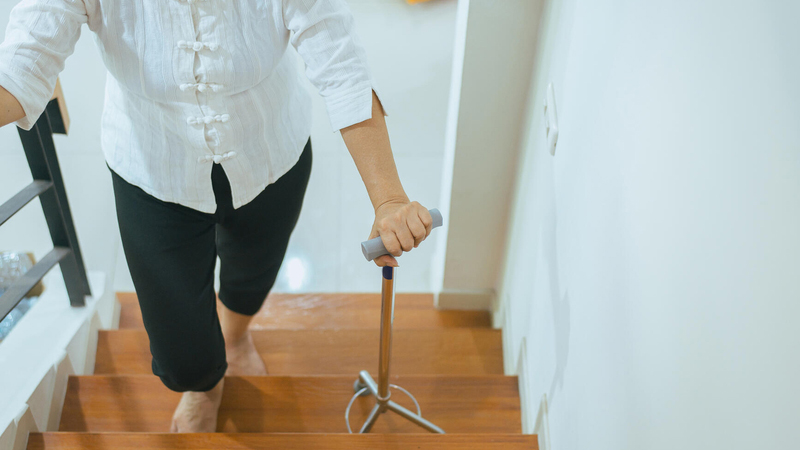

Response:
(116, 292), (492, 330)
(60, 375), (521, 434)
(28, 432), (538, 449)
(95, 328), (504, 376)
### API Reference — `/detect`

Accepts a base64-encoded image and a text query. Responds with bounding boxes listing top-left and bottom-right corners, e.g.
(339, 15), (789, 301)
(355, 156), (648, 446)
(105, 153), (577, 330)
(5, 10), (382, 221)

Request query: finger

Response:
(417, 207), (433, 236)
(380, 230), (404, 257)
(368, 226), (380, 240)
(394, 220), (415, 252)
(374, 254), (398, 267)
(406, 214), (427, 247)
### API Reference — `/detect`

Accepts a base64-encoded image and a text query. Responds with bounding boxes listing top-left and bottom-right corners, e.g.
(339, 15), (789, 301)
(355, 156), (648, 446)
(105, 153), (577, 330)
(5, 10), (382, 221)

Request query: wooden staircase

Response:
(29, 292), (537, 449)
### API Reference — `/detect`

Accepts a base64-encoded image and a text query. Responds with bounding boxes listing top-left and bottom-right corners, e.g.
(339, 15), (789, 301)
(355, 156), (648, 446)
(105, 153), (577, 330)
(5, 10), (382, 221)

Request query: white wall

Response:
(433, 0), (543, 309)
(274, 0), (457, 293)
(498, 0), (800, 448)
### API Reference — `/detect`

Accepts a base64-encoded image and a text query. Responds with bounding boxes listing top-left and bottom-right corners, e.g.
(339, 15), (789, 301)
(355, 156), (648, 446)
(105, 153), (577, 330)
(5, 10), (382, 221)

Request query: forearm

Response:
(0, 85), (24, 128)
(340, 90), (409, 211)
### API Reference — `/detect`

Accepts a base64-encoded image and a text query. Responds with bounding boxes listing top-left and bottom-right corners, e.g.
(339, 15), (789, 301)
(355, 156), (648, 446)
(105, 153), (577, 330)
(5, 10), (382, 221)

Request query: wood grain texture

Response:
(116, 292), (492, 330)
(60, 375), (521, 434)
(50, 78), (69, 133)
(28, 433), (538, 450)
(94, 328), (504, 376)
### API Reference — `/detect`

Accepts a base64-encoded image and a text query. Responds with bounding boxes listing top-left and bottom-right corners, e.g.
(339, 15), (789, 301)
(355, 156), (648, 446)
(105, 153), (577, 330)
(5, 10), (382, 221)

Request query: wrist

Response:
(374, 194), (410, 213)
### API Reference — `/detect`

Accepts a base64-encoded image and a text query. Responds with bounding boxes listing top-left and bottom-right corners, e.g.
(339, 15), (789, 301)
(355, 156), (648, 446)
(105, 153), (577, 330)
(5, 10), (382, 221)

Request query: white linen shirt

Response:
(0, 0), (382, 213)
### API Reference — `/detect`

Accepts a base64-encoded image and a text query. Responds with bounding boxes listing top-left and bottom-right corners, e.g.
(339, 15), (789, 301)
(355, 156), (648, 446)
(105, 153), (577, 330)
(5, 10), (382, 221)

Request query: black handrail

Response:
(0, 96), (91, 321)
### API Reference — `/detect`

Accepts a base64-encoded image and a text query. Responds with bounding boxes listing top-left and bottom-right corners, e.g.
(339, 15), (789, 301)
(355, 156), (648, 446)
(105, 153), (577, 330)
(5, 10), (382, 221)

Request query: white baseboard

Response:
(533, 394), (552, 450)
(12, 407), (35, 450)
(0, 405), (22, 450)
(515, 337), (534, 433)
(108, 295), (121, 330)
(514, 335), (552, 449)
(47, 354), (74, 431)
(435, 289), (495, 310)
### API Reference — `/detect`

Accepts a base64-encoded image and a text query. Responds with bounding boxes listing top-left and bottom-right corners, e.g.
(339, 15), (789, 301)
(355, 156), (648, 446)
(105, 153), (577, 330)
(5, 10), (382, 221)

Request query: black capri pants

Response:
(110, 138), (312, 392)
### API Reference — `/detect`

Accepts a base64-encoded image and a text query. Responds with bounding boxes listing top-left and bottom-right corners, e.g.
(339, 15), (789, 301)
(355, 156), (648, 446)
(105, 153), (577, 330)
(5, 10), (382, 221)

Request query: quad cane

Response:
(345, 208), (445, 434)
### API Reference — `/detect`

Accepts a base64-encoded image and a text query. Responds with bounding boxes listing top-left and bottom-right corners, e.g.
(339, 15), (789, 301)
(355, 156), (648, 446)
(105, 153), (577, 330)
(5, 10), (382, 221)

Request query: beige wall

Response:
(433, 0), (544, 308)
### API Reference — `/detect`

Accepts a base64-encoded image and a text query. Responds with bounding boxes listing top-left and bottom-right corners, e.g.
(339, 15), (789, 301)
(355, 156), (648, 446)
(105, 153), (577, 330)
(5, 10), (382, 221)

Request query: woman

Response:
(0, 0), (432, 432)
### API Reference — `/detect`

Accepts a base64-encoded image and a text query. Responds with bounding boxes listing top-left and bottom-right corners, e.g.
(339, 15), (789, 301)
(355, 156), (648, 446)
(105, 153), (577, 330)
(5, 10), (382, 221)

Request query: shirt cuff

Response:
(324, 80), (388, 132)
(0, 64), (51, 131)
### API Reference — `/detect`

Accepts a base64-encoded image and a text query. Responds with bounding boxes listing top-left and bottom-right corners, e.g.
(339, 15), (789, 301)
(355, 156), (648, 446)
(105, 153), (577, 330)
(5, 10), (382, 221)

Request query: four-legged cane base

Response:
(346, 370), (445, 434)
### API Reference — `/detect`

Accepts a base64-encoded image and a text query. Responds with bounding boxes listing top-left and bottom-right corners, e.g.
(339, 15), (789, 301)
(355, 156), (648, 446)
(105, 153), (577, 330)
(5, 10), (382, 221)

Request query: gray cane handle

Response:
(361, 208), (443, 261)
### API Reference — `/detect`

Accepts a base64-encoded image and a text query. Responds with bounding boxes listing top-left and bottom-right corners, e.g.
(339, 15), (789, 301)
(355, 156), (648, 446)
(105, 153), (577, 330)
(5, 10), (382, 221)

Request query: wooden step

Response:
(60, 375), (521, 433)
(94, 328), (504, 376)
(28, 432), (539, 449)
(116, 292), (492, 330)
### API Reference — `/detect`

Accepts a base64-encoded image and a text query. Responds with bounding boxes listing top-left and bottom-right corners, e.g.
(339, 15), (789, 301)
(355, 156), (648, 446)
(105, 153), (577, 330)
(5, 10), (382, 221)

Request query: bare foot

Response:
(225, 332), (268, 376)
(170, 378), (224, 433)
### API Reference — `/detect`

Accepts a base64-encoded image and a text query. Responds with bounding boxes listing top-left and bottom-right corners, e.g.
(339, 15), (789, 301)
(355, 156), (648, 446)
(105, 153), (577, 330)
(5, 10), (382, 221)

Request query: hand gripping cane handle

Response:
(360, 208), (443, 261)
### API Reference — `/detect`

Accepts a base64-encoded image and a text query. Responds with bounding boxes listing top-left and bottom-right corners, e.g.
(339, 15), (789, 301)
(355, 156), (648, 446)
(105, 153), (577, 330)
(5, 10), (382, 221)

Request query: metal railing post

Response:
(15, 104), (91, 306)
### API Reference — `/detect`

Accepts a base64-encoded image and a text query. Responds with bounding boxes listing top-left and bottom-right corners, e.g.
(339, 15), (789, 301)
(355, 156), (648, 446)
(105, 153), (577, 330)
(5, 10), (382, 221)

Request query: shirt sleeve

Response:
(0, 0), (87, 130)
(283, 0), (386, 131)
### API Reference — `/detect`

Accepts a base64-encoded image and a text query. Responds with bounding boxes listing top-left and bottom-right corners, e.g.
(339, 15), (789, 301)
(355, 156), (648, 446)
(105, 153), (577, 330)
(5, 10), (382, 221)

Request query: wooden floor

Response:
(32, 292), (536, 449)
(61, 375), (522, 433)
(95, 328), (504, 376)
(117, 292), (493, 329)
(29, 433), (539, 450)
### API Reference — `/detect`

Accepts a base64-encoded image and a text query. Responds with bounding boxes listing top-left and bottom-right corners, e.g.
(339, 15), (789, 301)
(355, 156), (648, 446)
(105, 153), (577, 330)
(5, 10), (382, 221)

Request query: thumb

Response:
(374, 254), (398, 267)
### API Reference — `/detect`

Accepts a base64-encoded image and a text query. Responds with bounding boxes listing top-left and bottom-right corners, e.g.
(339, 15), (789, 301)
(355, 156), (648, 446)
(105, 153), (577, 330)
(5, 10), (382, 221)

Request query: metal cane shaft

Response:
(377, 266), (395, 400)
